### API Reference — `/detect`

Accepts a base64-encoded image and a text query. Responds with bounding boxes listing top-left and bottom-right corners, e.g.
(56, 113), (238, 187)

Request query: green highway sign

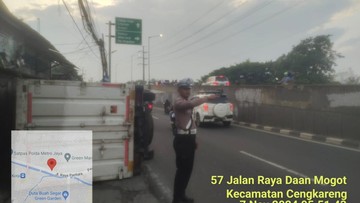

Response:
(115, 17), (142, 45)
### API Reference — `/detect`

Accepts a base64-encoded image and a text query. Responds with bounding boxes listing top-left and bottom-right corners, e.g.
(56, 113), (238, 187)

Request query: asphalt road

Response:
(147, 108), (360, 203)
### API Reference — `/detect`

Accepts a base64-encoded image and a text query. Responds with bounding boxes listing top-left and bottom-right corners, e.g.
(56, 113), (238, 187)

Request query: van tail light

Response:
(203, 103), (209, 112)
(226, 81), (230, 86)
(213, 81), (219, 86)
(229, 103), (234, 112)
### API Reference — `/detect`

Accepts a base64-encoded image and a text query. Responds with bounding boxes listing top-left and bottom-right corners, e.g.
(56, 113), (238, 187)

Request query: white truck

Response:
(0, 78), (154, 183)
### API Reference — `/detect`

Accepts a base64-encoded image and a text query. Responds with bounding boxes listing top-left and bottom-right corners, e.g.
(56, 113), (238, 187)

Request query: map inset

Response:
(11, 131), (93, 202)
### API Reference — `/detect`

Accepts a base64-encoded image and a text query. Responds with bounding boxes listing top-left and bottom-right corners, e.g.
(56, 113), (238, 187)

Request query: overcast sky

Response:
(3, 0), (360, 82)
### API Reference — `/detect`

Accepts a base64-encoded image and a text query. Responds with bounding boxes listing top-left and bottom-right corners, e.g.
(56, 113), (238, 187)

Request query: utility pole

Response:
(142, 46), (145, 82)
(131, 54), (137, 83)
(131, 55), (134, 83)
(107, 21), (115, 82)
(137, 46), (147, 84)
(148, 34), (162, 88)
(78, 0), (108, 82)
(148, 38), (150, 87)
(37, 18), (40, 33)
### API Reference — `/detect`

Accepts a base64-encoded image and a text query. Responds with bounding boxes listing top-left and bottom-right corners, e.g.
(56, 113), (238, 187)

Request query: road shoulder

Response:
(233, 121), (360, 150)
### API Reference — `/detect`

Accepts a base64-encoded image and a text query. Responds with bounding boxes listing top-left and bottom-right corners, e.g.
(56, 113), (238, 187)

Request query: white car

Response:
(202, 75), (230, 86)
(192, 91), (233, 127)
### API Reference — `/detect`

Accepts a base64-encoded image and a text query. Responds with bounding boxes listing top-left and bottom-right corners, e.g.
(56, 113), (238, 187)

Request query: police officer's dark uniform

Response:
(172, 79), (215, 203)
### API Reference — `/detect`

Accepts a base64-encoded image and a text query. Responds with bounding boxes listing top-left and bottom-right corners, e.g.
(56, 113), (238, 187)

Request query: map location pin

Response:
(62, 191), (69, 200)
(64, 153), (71, 162)
(47, 158), (57, 171)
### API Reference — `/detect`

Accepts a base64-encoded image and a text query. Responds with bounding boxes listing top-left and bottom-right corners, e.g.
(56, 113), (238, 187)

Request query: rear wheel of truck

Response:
(144, 112), (154, 146)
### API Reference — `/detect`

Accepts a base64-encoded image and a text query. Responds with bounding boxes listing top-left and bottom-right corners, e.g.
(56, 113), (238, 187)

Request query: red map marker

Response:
(47, 158), (57, 171)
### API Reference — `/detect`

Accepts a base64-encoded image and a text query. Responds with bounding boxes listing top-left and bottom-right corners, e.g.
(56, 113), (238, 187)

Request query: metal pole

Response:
(37, 18), (40, 33)
(108, 21), (112, 82)
(148, 36), (151, 88)
(142, 46), (145, 82)
(131, 55), (134, 83)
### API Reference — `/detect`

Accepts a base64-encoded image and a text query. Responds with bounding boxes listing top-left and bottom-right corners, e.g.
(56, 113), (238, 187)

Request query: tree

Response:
(200, 35), (342, 85)
(277, 35), (342, 84)
(200, 60), (276, 85)
(344, 76), (360, 85)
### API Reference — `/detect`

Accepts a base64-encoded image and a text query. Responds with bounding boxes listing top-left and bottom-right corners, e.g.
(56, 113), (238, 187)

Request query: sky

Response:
(3, 0), (360, 82)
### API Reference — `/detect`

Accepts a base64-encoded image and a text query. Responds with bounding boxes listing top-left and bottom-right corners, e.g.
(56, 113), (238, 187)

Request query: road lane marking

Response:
(152, 115), (159, 120)
(239, 151), (331, 186)
(234, 124), (360, 153)
(240, 151), (309, 178)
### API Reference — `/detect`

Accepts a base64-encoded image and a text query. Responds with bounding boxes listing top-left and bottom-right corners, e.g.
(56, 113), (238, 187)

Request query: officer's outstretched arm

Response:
(174, 97), (208, 110)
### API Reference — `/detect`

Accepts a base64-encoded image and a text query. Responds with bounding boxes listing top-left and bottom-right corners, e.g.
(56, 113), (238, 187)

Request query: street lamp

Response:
(148, 34), (163, 88)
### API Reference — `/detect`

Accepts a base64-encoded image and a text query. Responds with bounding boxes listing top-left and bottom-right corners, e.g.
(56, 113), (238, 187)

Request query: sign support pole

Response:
(107, 21), (115, 82)
(142, 46), (145, 82)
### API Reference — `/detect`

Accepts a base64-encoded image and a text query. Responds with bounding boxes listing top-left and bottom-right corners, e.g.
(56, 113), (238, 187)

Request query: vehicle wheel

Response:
(223, 121), (231, 127)
(144, 112), (154, 146)
(195, 114), (203, 127)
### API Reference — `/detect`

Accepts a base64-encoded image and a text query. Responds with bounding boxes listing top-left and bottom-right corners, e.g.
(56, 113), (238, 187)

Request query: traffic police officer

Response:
(172, 78), (218, 203)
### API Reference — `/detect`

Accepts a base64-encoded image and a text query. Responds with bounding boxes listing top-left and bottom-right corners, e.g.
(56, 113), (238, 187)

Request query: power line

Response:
(61, 44), (98, 55)
(156, 0), (227, 46)
(155, 0), (274, 59)
(78, 0), (108, 80)
(155, 0), (303, 64)
(61, 0), (100, 59)
(89, 0), (101, 37)
(218, 25), (313, 67)
(157, 0), (246, 55)
(54, 42), (80, 46)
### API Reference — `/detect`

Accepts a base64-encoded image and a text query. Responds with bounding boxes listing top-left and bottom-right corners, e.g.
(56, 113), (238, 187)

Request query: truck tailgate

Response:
(15, 79), (135, 181)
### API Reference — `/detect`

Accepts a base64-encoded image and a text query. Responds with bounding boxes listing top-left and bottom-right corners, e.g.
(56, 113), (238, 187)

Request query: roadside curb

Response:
(142, 163), (172, 203)
(233, 121), (360, 149)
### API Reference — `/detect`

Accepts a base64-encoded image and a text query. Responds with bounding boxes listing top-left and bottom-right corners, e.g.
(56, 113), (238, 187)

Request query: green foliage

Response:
(201, 60), (276, 85)
(278, 35), (342, 84)
(201, 35), (342, 84)
(344, 76), (360, 85)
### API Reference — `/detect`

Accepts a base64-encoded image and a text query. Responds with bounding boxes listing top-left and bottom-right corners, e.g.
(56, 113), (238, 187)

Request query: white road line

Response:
(234, 124), (360, 153)
(240, 151), (309, 178)
(152, 116), (159, 120)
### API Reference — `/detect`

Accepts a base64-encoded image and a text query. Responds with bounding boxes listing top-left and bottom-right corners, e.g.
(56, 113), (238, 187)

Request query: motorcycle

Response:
(164, 99), (171, 114)
(169, 109), (177, 135)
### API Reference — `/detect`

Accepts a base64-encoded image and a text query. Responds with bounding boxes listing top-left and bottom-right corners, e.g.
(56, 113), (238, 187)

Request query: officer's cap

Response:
(177, 78), (193, 89)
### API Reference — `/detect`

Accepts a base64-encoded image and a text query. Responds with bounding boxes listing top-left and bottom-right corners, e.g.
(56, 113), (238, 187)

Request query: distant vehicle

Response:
(163, 99), (172, 114)
(202, 75), (230, 86)
(169, 109), (176, 135)
(192, 91), (233, 127)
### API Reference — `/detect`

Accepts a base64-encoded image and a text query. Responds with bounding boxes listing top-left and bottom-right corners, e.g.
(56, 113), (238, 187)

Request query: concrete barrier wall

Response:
(151, 85), (360, 140)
